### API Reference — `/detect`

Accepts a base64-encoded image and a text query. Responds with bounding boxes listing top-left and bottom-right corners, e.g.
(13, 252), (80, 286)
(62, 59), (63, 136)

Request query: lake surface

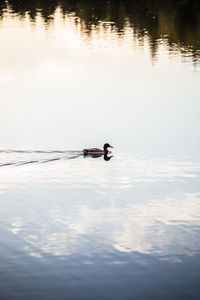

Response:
(0, 1), (200, 299)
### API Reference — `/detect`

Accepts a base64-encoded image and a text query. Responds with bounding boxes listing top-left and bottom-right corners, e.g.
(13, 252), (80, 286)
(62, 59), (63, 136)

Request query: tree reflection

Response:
(0, 0), (200, 62)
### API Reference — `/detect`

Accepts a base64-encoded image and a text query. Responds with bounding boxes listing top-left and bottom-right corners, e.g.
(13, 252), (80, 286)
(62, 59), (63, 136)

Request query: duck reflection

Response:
(83, 152), (113, 161)
(104, 153), (113, 161)
(91, 153), (113, 161)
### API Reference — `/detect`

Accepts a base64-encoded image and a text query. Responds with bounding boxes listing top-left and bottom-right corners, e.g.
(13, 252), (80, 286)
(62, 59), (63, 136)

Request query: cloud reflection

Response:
(12, 192), (200, 261)
(3, 154), (200, 262)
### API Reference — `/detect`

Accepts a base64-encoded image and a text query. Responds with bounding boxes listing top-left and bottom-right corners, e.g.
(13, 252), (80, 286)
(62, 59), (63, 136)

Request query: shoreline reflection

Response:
(0, 0), (199, 63)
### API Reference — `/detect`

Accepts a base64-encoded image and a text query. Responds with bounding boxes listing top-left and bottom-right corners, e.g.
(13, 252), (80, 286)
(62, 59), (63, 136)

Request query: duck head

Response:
(104, 143), (113, 151)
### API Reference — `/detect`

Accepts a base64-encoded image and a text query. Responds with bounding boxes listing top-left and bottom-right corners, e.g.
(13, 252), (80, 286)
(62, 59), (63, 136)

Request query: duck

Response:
(83, 143), (113, 156)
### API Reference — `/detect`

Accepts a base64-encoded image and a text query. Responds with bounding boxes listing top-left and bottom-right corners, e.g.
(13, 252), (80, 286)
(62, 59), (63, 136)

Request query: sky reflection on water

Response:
(0, 152), (200, 263)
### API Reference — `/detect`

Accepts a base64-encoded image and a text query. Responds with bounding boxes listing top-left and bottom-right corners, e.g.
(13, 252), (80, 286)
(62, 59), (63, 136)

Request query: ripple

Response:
(0, 149), (83, 167)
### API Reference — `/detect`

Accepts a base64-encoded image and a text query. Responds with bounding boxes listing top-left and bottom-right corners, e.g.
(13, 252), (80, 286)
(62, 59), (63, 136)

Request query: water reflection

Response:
(84, 152), (113, 160)
(0, 152), (199, 262)
(0, 151), (200, 298)
(0, 0), (200, 63)
(17, 191), (200, 261)
(103, 154), (113, 161)
(7, 182), (200, 262)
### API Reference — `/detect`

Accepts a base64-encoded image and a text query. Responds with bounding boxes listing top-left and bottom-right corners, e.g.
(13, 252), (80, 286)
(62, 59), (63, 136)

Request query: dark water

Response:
(0, 1), (200, 299)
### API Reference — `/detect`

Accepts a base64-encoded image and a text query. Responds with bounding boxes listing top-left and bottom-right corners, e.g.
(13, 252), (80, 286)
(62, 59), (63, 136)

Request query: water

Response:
(0, 1), (200, 299)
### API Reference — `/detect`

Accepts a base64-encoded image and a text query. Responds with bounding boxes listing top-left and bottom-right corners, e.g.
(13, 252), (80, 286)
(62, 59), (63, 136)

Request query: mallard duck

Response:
(83, 143), (113, 155)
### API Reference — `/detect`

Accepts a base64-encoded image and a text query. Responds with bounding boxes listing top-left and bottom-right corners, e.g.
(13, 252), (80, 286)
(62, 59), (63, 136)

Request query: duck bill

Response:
(109, 146), (113, 148)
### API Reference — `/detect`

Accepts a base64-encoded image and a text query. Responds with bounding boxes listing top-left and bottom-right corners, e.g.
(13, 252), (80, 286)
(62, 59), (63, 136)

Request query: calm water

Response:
(0, 1), (200, 299)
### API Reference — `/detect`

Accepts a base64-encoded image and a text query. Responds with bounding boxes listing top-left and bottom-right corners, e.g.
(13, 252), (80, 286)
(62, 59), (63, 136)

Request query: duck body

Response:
(83, 143), (113, 156)
(83, 148), (104, 155)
